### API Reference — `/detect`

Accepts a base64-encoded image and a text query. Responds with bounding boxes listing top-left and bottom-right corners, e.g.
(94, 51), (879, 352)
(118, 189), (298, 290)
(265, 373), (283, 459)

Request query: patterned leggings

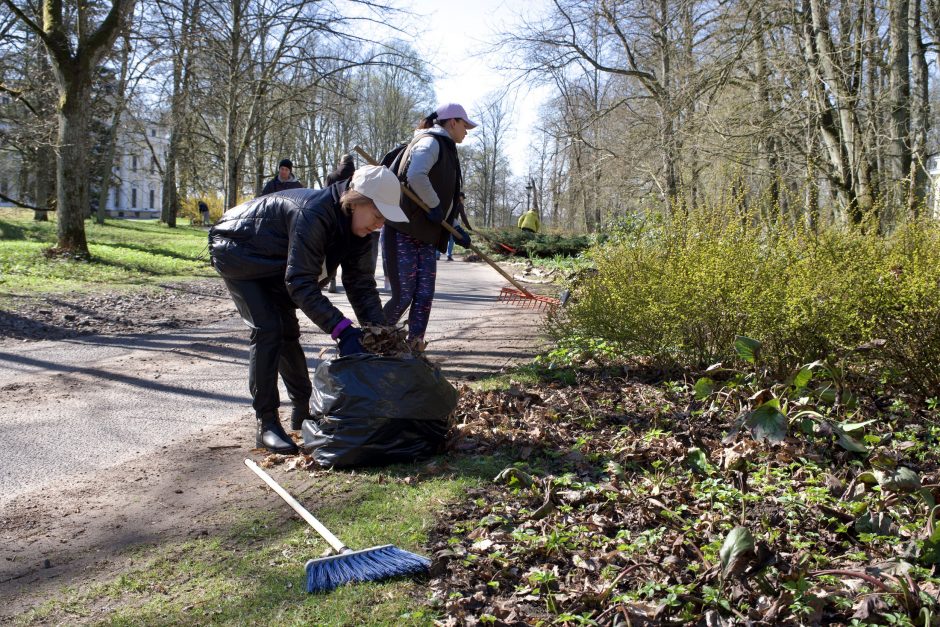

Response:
(382, 227), (437, 340)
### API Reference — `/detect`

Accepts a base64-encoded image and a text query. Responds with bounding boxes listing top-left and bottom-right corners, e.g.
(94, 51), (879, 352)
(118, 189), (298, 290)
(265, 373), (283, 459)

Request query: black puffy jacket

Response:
(208, 184), (384, 335)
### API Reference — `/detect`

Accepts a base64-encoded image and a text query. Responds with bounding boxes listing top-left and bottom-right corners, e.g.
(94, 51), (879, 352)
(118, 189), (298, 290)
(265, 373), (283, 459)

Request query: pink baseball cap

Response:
(435, 103), (479, 128)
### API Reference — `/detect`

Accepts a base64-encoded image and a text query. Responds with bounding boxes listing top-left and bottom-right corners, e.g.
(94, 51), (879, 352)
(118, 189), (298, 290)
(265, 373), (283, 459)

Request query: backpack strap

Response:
(394, 132), (441, 181)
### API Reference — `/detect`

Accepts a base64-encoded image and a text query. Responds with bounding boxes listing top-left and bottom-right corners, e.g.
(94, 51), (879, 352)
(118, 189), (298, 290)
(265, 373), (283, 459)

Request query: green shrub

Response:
(548, 206), (940, 395)
(479, 228), (593, 258)
(868, 222), (940, 395)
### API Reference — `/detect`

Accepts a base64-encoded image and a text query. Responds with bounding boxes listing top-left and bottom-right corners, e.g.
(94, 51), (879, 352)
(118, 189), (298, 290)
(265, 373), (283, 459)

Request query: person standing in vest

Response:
(383, 103), (476, 346)
(517, 207), (540, 233)
(260, 158), (304, 196)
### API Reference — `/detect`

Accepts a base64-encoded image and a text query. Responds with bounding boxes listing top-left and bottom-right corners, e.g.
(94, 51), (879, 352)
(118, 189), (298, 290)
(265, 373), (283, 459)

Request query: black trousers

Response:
(223, 276), (312, 418)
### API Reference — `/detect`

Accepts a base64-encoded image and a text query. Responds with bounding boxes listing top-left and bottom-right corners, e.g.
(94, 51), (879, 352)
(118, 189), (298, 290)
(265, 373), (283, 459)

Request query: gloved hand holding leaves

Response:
(337, 325), (366, 357)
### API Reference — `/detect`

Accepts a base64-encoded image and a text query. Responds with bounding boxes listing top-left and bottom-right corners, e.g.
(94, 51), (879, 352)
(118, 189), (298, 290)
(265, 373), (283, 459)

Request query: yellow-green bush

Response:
(550, 207), (940, 395)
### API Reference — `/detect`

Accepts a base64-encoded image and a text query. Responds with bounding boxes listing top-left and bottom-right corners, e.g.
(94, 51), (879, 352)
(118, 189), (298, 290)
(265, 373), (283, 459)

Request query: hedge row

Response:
(549, 209), (940, 396)
(478, 228), (594, 258)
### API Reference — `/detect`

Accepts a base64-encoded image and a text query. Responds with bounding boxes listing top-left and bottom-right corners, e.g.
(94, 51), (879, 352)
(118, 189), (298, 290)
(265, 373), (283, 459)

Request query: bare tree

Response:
(2, 0), (136, 256)
(149, 0), (202, 227)
(0, 11), (58, 220)
(470, 91), (514, 227)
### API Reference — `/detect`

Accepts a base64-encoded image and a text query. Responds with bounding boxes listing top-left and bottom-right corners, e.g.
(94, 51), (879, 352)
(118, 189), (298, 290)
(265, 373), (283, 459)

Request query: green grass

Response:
(468, 362), (580, 392)
(0, 208), (213, 296)
(16, 455), (510, 626)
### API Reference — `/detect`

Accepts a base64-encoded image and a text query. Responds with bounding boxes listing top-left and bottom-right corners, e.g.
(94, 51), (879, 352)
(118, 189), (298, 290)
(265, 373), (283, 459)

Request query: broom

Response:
(244, 459), (431, 592)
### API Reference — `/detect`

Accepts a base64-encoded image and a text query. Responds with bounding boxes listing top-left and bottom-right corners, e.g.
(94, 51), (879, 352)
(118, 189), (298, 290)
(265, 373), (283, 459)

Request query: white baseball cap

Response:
(350, 165), (407, 223)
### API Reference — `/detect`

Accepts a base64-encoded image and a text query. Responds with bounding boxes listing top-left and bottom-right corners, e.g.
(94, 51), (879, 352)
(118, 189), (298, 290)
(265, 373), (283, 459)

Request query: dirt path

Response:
(0, 258), (549, 619)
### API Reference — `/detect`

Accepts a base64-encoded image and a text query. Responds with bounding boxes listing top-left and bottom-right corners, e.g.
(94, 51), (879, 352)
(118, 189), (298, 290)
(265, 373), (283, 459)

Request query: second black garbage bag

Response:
(301, 354), (458, 468)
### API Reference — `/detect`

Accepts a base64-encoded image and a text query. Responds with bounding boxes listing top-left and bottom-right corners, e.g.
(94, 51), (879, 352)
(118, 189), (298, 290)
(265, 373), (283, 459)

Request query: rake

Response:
(244, 459), (430, 593)
(353, 146), (560, 311)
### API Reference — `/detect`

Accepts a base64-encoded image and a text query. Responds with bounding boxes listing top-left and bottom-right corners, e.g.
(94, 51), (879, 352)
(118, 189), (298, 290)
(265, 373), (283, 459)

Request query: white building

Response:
(0, 148), (22, 207)
(928, 156), (940, 220)
(106, 120), (168, 218)
(0, 94), (30, 207)
(0, 107), (168, 217)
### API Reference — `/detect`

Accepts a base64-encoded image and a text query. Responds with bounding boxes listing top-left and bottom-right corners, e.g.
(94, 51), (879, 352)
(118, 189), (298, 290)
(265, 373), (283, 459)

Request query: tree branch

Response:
(0, 191), (50, 211)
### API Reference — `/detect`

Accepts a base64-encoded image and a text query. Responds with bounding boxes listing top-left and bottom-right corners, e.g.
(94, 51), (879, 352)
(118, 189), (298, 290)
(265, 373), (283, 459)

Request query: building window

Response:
(0, 180), (7, 195)
(114, 188), (120, 209)
(150, 158), (155, 174)
(132, 156), (138, 172)
(149, 189), (155, 209)
(151, 129), (156, 137)
(131, 188), (137, 208)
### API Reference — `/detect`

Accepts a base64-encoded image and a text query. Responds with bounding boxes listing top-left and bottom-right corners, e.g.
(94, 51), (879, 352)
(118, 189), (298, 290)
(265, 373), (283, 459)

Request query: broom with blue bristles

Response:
(244, 459), (430, 593)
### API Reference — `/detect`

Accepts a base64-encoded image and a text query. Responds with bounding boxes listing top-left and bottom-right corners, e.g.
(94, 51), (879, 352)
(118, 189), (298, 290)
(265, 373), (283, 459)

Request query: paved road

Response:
(0, 258), (546, 505)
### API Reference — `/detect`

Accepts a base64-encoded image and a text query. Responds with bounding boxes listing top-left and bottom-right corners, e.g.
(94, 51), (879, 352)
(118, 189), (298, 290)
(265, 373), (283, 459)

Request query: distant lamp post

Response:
(525, 180), (534, 212)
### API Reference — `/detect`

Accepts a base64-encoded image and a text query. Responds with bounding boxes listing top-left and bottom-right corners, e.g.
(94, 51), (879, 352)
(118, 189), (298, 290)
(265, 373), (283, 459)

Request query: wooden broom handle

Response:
(352, 146), (535, 298)
(245, 459), (349, 554)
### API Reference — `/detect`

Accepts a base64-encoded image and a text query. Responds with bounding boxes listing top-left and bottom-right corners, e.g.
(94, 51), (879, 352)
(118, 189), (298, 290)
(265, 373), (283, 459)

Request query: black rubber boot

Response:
(256, 414), (299, 454)
(290, 405), (312, 431)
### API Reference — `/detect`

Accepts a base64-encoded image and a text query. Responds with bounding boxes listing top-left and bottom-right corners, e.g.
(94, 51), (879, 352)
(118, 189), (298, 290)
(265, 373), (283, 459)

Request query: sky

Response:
(394, 0), (552, 177)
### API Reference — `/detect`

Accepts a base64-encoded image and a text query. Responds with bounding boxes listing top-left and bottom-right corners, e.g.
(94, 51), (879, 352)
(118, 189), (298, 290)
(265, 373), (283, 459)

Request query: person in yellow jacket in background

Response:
(517, 208), (541, 233)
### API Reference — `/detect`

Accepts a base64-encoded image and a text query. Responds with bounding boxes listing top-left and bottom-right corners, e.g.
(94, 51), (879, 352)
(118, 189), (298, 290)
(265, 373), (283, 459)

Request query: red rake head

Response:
(497, 287), (560, 311)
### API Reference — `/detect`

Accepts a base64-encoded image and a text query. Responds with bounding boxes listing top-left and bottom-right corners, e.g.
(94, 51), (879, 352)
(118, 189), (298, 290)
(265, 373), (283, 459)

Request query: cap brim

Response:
(464, 118), (479, 129)
(375, 201), (408, 223)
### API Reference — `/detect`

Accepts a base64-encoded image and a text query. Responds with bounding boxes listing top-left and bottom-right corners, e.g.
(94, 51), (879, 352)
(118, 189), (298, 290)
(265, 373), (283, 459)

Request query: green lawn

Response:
(0, 208), (214, 295)
(17, 454), (510, 626)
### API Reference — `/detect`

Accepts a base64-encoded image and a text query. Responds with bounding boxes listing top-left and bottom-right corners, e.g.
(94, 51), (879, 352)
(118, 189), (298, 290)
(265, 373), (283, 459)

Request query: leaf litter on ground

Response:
(424, 370), (940, 626)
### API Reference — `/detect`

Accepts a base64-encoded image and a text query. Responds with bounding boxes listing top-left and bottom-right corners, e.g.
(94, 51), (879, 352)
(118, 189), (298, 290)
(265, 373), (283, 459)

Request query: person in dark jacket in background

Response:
(209, 165), (407, 454)
(198, 200), (211, 226)
(260, 158), (304, 196)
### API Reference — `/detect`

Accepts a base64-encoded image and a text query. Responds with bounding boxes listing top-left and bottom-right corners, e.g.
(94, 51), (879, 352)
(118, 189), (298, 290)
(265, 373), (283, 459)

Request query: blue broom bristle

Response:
(304, 544), (431, 593)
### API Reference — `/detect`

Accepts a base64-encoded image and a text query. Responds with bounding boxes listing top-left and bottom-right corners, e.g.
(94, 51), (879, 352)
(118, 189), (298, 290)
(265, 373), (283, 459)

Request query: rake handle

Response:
(352, 145), (535, 298)
(244, 459), (348, 554)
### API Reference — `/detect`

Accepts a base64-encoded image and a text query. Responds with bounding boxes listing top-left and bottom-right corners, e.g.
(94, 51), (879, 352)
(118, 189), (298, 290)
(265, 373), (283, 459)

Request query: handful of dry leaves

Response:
(360, 323), (427, 357)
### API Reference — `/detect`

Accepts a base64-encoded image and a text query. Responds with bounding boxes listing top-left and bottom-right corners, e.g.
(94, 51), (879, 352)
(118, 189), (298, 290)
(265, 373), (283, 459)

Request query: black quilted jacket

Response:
(208, 183), (383, 334)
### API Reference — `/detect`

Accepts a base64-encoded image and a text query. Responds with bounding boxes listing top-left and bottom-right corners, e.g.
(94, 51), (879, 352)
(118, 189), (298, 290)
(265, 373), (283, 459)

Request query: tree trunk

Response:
(886, 0), (911, 211)
(657, 0), (678, 207)
(253, 129), (266, 197)
(95, 119), (119, 225)
(803, 0), (874, 223)
(755, 6), (780, 220)
(161, 0), (200, 228)
(804, 108), (819, 233)
(908, 0), (929, 216)
(223, 104), (240, 209)
(54, 73), (93, 255)
(162, 43), (184, 228)
(95, 32), (130, 226)
(222, 0), (243, 210)
(33, 145), (54, 221)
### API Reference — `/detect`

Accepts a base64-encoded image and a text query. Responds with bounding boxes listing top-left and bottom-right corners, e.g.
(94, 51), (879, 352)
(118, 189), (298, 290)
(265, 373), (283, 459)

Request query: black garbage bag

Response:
(301, 354), (457, 468)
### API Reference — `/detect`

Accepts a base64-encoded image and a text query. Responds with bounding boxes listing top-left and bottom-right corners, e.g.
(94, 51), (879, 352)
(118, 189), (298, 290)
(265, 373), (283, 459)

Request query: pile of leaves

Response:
(426, 368), (940, 626)
(360, 323), (427, 356)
